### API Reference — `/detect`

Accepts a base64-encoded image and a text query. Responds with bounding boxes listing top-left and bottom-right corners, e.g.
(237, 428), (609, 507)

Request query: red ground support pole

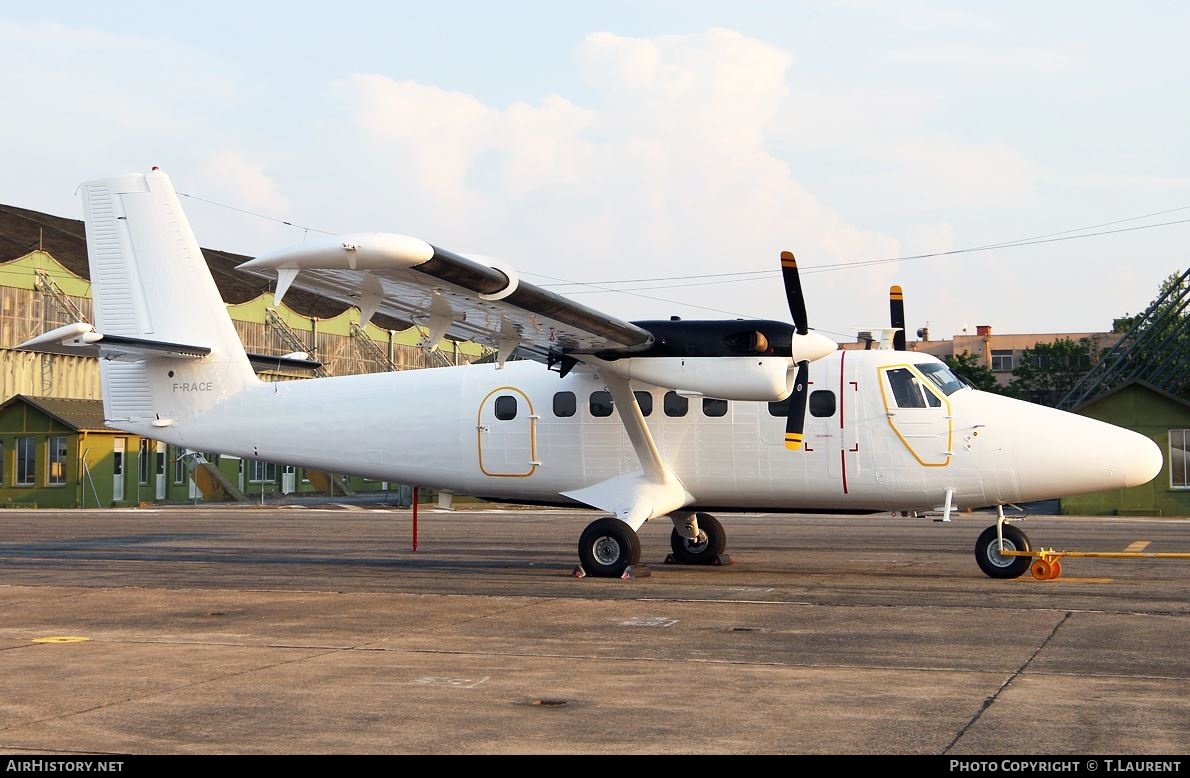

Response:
(411, 486), (419, 552)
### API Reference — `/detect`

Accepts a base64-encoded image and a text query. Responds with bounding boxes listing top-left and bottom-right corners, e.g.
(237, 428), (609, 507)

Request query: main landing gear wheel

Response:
(578, 517), (642, 578)
(669, 512), (727, 565)
(975, 524), (1032, 579)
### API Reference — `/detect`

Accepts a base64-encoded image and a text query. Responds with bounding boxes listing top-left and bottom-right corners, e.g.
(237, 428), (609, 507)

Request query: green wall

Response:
(1062, 384), (1190, 517)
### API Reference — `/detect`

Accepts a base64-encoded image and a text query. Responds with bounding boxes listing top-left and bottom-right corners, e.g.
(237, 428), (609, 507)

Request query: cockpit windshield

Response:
(916, 363), (966, 396)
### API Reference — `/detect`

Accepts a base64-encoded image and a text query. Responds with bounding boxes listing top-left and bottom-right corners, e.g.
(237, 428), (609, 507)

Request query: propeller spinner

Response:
(779, 251), (836, 450)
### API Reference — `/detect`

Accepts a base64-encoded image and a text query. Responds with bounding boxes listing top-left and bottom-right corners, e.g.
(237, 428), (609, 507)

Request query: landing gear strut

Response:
(577, 517), (642, 578)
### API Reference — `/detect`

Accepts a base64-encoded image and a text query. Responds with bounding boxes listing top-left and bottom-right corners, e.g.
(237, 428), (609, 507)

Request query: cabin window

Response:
(16, 437), (35, 486)
(885, 368), (941, 409)
(553, 391), (577, 418)
(664, 391), (688, 417)
(809, 390), (836, 417)
(990, 350), (1014, 372)
(590, 391), (614, 418)
(768, 397), (791, 417)
(47, 436), (67, 486)
(703, 398), (728, 418)
(634, 390), (653, 417)
(1171, 429), (1189, 490)
(494, 395), (517, 420)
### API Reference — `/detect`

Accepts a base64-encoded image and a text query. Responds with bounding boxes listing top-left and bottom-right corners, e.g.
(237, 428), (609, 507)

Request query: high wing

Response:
(237, 233), (655, 364)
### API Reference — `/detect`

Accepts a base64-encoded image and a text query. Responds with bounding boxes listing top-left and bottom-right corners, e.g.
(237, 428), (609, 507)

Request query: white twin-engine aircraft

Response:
(20, 169), (1163, 579)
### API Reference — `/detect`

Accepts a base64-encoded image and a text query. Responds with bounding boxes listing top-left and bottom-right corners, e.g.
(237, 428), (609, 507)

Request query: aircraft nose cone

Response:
(1114, 427), (1164, 487)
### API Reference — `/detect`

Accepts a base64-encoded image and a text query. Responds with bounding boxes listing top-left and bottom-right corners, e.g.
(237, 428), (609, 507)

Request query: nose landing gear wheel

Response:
(975, 524), (1032, 579)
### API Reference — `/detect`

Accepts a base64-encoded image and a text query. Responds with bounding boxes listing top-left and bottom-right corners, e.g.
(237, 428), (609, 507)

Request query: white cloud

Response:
(0, 20), (245, 218)
(334, 28), (901, 329)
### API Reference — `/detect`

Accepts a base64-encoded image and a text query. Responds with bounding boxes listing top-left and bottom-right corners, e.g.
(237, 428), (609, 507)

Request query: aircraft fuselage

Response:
(127, 348), (1159, 516)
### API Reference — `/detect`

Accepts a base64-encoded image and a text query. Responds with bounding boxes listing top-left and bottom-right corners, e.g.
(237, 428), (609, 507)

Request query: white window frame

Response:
(1171, 429), (1189, 491)
(47, 436), (67, 486)
(15, 437), (36, 486)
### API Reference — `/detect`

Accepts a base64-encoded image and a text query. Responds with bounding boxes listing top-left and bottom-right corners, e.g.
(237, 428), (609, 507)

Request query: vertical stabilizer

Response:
(80, 169), (259, 431)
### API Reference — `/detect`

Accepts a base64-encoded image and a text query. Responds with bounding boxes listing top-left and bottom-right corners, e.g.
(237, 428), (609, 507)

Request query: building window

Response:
(703, 398), (728, 418)
(249, 459), (277, 483)
(590, 391), (614, 418)
(174, 448), (186, 485)
(138, 439), (151, 486)
(664, 391), (688, 417)
(1172, 429), (1189, 490)
(634, 390), (653, 417)
(0, 442), (5, 485)
(553, 391), (577, 418)
(16, 437), (36, 485)
(990, 349), (1014, 372)
(47, 436), (67, 486)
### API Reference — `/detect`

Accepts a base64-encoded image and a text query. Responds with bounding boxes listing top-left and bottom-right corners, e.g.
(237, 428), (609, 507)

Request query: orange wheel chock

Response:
(1030, 559), (1052, 580)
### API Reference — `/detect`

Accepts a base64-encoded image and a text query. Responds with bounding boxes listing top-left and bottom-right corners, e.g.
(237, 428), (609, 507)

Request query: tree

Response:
(944, 351), (1002, 393)
(1008, 337), (1099, 406)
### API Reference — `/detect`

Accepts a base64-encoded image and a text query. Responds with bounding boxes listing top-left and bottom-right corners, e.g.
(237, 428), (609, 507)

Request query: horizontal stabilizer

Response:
(246, 351), (324, 372)
(17, 322), (210, 361)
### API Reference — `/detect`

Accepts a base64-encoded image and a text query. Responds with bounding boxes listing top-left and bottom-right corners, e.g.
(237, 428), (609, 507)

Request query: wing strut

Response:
(561, 373), (693, 529)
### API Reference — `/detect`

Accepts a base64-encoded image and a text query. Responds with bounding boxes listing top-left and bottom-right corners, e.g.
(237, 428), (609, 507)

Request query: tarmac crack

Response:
(940, 610), (1072, 754)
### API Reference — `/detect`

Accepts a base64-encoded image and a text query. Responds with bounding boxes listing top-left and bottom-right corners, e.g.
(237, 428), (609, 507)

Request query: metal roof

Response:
(0, 394), (117, 432)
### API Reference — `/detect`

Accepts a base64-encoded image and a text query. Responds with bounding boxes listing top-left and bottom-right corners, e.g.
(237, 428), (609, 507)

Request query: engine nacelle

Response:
(589, 356), (794, 402)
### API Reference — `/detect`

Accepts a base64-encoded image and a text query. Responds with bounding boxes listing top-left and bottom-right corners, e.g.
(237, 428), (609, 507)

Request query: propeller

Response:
(779, 251), (834, 450)
(890, 284), (906, 351)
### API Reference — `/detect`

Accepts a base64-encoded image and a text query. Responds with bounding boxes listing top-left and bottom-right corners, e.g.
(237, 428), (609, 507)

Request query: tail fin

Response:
(79, 169), (258, 431)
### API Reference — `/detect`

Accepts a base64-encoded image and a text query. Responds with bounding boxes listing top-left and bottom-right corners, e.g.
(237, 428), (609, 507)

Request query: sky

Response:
(2, 1), (1188, 345)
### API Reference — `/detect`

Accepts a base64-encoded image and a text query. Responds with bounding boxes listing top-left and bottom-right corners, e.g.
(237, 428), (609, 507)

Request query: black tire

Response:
(579, 517), (641, 577)
(975, 524), (1032, 579)
(669, 512), (727, 565)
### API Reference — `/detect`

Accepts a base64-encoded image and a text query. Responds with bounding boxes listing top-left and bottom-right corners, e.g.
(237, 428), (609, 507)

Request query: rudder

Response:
(79, 169), (259, 430)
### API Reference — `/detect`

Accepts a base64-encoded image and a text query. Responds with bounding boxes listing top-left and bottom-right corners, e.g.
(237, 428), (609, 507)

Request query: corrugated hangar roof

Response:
(0, 202), (416, 332)
(0, 395), (116, 432)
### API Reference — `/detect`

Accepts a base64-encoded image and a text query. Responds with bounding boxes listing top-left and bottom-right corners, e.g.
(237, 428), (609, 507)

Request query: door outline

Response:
(877, 364), (953, 467)
(476, 386), (539, 477)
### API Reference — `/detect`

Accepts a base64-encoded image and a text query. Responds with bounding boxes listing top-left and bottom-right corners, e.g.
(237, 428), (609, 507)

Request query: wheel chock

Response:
(572, 564), (652, 578)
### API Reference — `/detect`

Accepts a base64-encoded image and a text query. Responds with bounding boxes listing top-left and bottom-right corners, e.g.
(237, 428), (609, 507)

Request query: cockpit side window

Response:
(885, 367), (941, 408)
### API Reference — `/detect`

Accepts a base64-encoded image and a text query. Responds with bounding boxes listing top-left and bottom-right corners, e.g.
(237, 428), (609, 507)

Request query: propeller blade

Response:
(890, 284), (906, 351)
(784, 360), (810, 450)
(780, 251), (808, 335)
